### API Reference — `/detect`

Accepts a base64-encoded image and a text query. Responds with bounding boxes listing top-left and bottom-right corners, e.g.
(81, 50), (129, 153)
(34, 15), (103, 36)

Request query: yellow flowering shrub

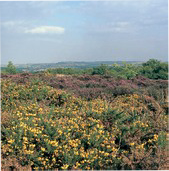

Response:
(109, 94), (168, 169)
(1, 78), (168, 170)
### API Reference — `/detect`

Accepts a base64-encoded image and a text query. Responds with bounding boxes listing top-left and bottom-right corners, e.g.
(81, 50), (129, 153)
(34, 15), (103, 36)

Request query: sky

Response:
(0, 0), (168, 65)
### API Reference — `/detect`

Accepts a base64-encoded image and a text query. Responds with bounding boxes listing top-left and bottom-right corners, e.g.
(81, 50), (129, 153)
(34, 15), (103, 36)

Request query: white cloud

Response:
(1, 20), (65, 35)
(24, 26), (65, 34)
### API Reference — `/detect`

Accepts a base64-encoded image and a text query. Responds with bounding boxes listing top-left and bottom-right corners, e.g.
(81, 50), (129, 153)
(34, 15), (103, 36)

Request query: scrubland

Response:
(1, 59), (168, 170)
(0, 60), (169, 170)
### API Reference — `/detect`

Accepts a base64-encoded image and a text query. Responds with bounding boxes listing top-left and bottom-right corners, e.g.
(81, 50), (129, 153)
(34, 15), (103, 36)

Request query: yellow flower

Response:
(29, 144), (35, 148)
(23, 137), (28, 142)
(58, 130), (62, 135)
(24, 150), (34, 154)
(38, 108), (43, 112)
(74, 151), (79, 155)
(52, 158), (56, 162)
(8, 139), (15, 144)
(154, 134), (158, 141)
(107, 145), (111, 149)
(50, 140), (58, 147)
(104, 152), (109, 157)
(75, 162), (80, 167)
(130, 142), (135, 146)
(38, 157), (42, 161)
(61, 164), (69, 170)
(41, 147), (46, 152)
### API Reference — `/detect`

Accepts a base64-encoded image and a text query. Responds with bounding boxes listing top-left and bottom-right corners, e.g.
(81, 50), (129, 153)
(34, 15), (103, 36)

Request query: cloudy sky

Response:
(0, 0), (168, 64)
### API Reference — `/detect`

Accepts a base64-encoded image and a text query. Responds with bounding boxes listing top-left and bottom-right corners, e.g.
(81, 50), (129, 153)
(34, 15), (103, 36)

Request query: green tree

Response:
(140, 59), (168, 79)
(92, 64), (109, 75)
(142, 59), (160, 67)
(111, 63), (139, 79)
(6, 61), (17, 74)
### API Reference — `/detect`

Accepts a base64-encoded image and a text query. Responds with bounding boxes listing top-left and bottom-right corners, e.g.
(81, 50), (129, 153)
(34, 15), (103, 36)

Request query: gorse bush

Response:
(1, 77), (168, 170)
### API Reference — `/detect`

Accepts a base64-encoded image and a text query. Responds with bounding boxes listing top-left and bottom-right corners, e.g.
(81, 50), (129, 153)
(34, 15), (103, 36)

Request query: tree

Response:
(142, 59), (160, 67)
(6, 61), (17, 74)
(111, 63), (139, 79)
(140, 59), (168, 79)
(92, 64), (109, 75)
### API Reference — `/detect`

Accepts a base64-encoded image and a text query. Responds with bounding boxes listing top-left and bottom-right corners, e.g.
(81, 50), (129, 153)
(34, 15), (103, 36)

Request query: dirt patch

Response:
(1, 157), (32, 171)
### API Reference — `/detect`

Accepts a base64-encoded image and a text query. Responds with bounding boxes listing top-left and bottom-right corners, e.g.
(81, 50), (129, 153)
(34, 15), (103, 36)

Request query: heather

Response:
(0, 58), (169, 170)
(1, 61), (168, 170)
(2, 73), (167, 102)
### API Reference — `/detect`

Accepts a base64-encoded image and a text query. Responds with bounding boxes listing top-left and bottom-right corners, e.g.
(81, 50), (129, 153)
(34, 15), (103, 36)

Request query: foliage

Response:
(1, 72), (167, 104)
(3, 59), (168, 80)
(92, 64), (109, 75)
(110, 63), (139, 79)
(47, 67), (93, 75)
(5, 61), (17, 74)
(42, 74), (167, 102)
(139, 59), (168, 80)
(27, 58), (169, 81)
(91, 63), (139, 79)
(1, 76), (168, 170)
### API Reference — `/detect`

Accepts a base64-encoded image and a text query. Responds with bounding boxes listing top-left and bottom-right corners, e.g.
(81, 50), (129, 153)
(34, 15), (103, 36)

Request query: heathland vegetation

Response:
(1, 59), (168, 170)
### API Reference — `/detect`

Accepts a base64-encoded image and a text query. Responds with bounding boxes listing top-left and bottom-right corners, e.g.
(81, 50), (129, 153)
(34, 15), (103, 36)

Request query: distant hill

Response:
(1, 61), (143, 72)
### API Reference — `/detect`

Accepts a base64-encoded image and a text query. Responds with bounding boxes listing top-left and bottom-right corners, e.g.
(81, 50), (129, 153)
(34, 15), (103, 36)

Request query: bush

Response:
(1, 76), (168, 170)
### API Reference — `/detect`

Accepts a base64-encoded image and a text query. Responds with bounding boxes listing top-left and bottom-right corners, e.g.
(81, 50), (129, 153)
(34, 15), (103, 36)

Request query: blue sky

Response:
(0, 0), (168, 64)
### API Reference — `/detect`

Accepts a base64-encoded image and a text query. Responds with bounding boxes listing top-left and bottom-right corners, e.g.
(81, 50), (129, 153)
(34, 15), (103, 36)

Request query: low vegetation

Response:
(1, 59), (168, 170)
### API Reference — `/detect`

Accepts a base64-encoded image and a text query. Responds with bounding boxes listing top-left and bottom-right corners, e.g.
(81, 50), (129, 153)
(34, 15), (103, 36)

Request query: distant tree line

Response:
(2, 59), (168, 80)
(47, 59), (168, 80)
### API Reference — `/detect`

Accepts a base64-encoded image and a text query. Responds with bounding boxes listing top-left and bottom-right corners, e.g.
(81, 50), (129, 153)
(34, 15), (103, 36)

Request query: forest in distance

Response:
(1, 58), (169, 170)
(1, 60), (143, 72)
(1, 59), (168, 80)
